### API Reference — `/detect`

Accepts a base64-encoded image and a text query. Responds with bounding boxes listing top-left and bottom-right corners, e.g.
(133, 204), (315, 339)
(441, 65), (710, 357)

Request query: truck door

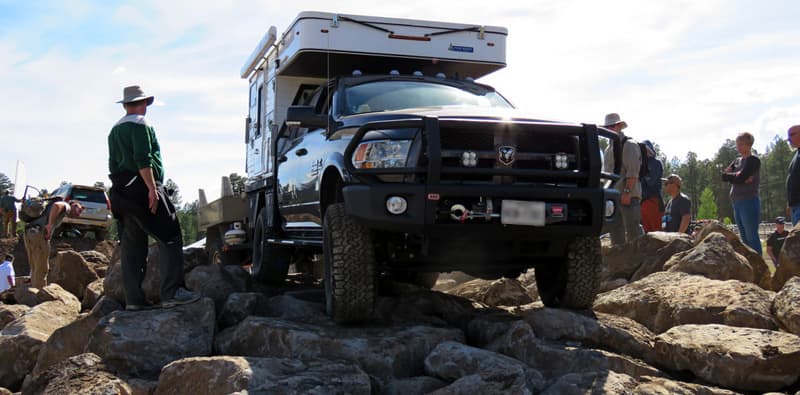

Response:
(246, 72), (265, 176)
(277, 85), (330, 229)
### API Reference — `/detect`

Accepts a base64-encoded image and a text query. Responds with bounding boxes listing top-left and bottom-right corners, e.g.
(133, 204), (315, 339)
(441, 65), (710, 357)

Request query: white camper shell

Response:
(241, 11), (508, 179)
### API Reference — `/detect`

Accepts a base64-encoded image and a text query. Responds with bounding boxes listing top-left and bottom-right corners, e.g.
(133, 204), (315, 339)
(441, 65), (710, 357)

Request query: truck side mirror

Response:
(286, 106), (329, 129)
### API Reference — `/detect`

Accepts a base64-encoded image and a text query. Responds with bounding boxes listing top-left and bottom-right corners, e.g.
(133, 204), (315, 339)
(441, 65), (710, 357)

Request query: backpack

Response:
(623, 137), (650, 179)
(19, 198), (45, 223)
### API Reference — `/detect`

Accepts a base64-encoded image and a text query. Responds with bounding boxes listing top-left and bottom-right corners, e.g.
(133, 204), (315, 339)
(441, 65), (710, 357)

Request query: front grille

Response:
(435, 122), (585, 184)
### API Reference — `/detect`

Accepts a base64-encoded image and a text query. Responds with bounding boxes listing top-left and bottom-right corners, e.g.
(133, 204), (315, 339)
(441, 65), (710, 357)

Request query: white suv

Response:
(51, 184), (113, 239)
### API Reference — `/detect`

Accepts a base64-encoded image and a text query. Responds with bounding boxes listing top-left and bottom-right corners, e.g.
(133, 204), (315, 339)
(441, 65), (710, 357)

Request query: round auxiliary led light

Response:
(605, 199), (616, 218)
(386, 196), (408, 215)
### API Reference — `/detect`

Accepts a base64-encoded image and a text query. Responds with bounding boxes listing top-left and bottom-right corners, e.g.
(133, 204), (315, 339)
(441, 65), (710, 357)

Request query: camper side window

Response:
(248, 82), (262, 138)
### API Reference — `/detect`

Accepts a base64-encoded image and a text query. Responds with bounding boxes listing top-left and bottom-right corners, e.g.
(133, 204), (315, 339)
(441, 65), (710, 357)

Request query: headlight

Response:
(352, 139), (412, 169)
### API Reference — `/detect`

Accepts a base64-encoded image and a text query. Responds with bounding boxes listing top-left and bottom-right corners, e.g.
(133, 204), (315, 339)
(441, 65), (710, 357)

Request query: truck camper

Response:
(200, 11), (621, 323)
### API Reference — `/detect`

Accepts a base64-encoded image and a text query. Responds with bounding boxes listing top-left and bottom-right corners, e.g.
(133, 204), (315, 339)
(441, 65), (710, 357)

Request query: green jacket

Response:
(108, 114), (164, 182)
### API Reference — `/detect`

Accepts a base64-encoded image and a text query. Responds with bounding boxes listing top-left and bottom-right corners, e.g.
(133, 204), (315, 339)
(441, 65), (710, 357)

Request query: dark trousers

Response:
(110, 172), (184, 305)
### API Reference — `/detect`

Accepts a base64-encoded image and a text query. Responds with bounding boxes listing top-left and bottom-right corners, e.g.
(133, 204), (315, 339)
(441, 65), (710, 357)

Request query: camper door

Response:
(246, 72), (265, 176)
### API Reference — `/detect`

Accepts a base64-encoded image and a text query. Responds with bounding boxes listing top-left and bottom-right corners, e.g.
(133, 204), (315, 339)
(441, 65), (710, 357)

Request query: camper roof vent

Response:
(435, 72), (446, 79)
(412, 71), (423, 76)
(389, 70), (400, 75)
(352, 69), (363, 76)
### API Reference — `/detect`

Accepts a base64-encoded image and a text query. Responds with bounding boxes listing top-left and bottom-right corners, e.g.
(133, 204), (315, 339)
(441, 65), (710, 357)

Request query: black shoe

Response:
(160, 288), (200, 308)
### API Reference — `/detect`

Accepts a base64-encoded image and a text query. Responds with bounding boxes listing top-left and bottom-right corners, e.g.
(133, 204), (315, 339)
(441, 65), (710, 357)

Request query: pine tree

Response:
(697, 187), (718, 219)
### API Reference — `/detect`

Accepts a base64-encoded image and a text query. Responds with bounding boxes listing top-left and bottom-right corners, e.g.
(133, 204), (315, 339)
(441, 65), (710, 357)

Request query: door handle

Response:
(295, 148), (308, 156)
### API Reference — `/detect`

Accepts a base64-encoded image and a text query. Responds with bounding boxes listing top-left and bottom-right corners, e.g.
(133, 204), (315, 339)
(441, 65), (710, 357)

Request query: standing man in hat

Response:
(640, 140), (664, 233)
(0, 190), (20, 238)
(662, 174), (692, 234)
(786, 125), (800, 226)
(602, 113), (644, 245)
(766, 217), (789, 266)
(108, 85), (198, 311)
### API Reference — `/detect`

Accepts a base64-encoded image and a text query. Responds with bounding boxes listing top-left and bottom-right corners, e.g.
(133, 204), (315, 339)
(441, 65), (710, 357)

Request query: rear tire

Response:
(535, 236), (600, 309)
(251, 209), (291, 284)
(323, 203), (375, 324)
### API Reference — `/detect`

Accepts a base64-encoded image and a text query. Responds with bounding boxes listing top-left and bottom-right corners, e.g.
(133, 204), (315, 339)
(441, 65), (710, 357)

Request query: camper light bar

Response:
(241, 26), (278, 79)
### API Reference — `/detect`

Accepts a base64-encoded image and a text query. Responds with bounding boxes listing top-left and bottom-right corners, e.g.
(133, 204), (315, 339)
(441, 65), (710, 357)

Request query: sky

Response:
(1, 0), (799, 203)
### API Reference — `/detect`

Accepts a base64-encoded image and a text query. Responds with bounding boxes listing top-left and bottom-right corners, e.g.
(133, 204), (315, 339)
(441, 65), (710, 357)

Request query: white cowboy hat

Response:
(602, 113), (628, 129)
(117, 85), (154, 105)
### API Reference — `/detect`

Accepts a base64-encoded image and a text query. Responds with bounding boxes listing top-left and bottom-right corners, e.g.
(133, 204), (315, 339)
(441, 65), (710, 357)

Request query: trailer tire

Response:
(251, 209), (290, 284)
(535, 236), (600, 309)
(323, 203), (375, 324)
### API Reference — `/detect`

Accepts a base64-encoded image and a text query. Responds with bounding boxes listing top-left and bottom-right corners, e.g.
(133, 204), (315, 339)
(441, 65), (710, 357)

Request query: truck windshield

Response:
(343, 80), (512, 115)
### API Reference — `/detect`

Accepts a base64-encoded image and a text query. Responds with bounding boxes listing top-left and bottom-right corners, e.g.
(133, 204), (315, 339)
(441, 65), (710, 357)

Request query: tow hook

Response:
(450, 201), (500, 223)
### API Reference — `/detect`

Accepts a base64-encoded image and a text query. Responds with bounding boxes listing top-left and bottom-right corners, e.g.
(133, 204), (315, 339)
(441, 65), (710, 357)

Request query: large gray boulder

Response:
(664, 233), (754, 283)
(185, 264), (249, 310)
(22, 353), (131, 395)
(260, 292), (329, 324)
(593, 271), (777, 333)
(32, 297), (121, 377)
(695, 223), (771, 289)
(518, 306), (656, 363)
(13, 284), (38, 307)
(774, 230), (800, 290)
(155, 356), (372, 395)
(81, 278), (104, 311)
(773, 276), (800, 336)
(34, 283), (81, 312)
(424, 341), (544, 394)
(48, 250), (99, 300)
(601, 232), (693, 286)
(385, 376), (447, 395)
(102, 259), (124, 304)
(87, 298), (215, 379)
(217, 292), (268, 329)
(486, 320), (663, 380)
(444, 278), (533, 307)
(541, 371), (639, 395)
(655, 324), (800, 391)
(630, 237), (695, 282)
(0, 303), (30, 330)
(0, 299), (80, 390)
(214, 316), (463, 390)
(633, 376), (742, 395)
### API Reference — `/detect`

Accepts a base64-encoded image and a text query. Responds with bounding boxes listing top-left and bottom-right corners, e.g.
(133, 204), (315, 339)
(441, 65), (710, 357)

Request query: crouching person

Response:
(22, 199), (83, 288)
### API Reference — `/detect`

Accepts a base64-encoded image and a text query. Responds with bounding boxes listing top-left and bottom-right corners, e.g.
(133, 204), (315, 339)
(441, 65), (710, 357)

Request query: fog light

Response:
(461, 151), (478, 167)
(386, 196), (408, 215)
(605, 199), (616, 218)
(554, 153), (569, 169)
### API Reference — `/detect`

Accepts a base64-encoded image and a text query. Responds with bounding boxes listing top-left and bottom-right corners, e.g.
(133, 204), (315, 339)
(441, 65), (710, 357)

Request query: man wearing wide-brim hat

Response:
(601, 112), (644, 245)
(107, 85), (199, 311)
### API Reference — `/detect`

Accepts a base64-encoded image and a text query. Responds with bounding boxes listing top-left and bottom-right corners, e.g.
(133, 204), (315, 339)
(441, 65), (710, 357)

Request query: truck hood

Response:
(341, 106), (583, 127)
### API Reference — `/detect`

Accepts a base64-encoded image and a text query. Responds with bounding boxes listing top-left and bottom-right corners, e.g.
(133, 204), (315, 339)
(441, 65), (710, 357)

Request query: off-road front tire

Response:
(251, 209), (291, 284)
(323, 203), (375, 324)
(535, 236), (601, 309)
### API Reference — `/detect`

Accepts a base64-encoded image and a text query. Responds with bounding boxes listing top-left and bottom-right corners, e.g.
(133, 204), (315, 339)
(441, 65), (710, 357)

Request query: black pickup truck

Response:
(256, 73), (621, 323)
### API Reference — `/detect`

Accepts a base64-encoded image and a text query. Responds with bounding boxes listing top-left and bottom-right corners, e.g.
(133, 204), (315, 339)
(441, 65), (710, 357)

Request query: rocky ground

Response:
(0, 221), (799, 394)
